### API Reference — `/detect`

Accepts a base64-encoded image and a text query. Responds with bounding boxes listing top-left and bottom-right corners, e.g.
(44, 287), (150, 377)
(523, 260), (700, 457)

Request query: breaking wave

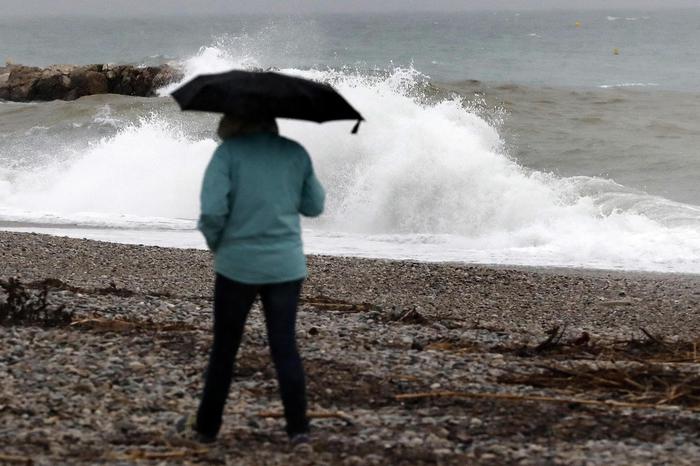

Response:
(2, 41), (700, 273)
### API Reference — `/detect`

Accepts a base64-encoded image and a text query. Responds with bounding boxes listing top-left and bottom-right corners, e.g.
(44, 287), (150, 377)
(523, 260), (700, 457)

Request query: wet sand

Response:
(1, 231), (699, 465)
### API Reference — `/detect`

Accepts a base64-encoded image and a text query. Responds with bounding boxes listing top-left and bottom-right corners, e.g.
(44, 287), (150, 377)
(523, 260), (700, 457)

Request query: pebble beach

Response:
(1, 230), (700, 465)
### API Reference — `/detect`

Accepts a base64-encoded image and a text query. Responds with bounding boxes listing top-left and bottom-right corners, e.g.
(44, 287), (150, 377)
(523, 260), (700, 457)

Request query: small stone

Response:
(129, 361), (146, 372)
(73, 382), (95, 394)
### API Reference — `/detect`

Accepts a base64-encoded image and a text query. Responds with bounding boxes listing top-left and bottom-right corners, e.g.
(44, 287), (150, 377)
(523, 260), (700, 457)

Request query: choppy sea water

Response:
(1, 11), (699, 273)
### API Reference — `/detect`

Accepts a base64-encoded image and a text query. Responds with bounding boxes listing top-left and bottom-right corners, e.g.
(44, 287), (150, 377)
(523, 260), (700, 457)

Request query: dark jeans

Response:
(196, 273), (308, 438)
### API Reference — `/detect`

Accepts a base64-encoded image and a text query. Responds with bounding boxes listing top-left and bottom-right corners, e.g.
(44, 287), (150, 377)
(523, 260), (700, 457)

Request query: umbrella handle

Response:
(351, 120), (361, 134)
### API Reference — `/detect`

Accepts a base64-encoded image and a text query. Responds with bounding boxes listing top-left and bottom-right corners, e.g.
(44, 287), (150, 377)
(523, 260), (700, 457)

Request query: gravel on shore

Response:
(1, 231), (699, 465)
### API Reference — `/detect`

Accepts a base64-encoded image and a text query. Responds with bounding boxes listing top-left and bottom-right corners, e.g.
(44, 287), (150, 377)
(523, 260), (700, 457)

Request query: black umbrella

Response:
(171, 70), (364, 133)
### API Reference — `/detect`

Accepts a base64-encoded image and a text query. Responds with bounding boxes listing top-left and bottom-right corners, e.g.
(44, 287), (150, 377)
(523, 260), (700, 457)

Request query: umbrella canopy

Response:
(171, 70), (364, 133)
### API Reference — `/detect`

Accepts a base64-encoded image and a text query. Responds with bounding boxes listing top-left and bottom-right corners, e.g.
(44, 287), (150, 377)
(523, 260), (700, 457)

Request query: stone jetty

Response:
(0, 63), (183, 102)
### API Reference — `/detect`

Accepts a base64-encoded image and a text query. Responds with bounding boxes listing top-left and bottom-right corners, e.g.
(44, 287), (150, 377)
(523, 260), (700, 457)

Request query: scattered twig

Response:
(660, 388), (692, 405)
(390, 307), (429, 325)
(622, 376), (646, 391)
(640, 327), (664, 346)
(534, 325), (567, 353)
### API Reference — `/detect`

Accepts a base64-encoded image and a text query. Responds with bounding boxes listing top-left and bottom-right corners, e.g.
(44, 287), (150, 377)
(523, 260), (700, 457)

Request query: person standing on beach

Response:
(176, 115), (325, 449)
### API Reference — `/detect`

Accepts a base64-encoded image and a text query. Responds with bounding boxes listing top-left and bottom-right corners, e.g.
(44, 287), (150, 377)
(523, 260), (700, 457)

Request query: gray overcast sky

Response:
(3, 0), (699, 16)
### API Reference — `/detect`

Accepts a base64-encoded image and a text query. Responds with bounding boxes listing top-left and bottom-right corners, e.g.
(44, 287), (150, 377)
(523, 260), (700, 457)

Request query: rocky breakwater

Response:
(0, 63), (183, 101)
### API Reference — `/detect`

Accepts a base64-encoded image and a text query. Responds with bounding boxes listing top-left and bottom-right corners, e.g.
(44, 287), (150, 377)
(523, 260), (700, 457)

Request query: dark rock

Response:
(5, 65), (42, 101)
(70, 70), (109, 98)
(33, 67), (73, 100)
(0, 63), (182, 102)
(153, 66), (181, 90)
(0, 70), (11, 100)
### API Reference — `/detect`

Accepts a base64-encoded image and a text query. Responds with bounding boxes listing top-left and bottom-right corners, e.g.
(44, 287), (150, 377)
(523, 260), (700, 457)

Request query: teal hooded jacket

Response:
(198, 132), (325, 284)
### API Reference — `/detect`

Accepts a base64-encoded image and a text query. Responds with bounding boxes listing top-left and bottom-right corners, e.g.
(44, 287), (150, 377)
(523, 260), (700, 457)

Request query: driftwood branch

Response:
(0, 453), (33, 465)
(258, 410), (354, 425)
(70, 317), (202, 333)
(106, 448), (209, 461)
(301, 296), (377, 313)
(394, 390), (700, 412)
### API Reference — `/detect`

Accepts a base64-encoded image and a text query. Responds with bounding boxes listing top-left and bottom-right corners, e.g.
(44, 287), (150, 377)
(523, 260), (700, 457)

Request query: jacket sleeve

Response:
(198, 147), (231, 251)
(299, 157), (325, 218)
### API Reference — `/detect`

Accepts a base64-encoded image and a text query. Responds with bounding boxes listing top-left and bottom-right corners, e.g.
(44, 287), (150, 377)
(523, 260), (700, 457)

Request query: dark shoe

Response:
(175, 414), (216, 444)
(289, 433), (313, 453)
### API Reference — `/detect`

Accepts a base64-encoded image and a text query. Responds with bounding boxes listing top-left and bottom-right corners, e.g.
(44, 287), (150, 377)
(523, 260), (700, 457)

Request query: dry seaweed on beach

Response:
(499, 363), (700, 408)
(0, 277), (73, 327)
